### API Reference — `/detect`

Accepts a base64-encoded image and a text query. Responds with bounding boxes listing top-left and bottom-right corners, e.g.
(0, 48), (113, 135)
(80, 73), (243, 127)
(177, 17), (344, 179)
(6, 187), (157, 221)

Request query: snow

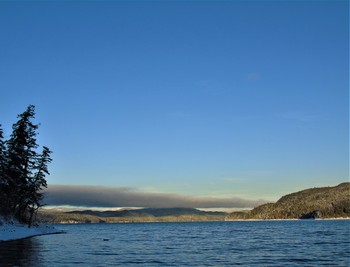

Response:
(0, 223), (64, 242)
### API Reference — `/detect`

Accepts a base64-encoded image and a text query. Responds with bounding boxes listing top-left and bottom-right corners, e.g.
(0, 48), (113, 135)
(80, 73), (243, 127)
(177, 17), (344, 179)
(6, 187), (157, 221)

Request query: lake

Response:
(1, 220), (349, 266)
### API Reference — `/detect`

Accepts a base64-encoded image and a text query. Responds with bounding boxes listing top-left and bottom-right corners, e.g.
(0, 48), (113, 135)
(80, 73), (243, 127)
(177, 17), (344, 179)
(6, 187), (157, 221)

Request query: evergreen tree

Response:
(27, 146), (52, 227)
(0, 125), (8, 214)
(0, 125), (6, 178)
(2, 105), (52, 226)
(0, 125), (5, 165)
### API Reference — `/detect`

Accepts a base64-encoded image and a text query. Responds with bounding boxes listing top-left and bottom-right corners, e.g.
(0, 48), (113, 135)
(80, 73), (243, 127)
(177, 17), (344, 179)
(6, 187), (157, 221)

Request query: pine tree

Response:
(0, 125), (6, 178)
(0, 125), (8, 214)
(0, 125), (5, 165)
(27, 146), (52, 227)
(3, 105), (52, 226)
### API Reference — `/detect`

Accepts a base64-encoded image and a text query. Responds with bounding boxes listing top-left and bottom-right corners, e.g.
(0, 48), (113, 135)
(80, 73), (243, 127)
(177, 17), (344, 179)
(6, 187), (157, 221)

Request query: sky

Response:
(0, 0), (348, 209)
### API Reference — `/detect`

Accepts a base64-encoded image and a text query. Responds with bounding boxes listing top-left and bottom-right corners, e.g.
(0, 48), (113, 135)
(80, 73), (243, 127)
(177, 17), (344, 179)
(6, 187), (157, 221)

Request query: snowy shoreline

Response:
(0, 224), (65, 242)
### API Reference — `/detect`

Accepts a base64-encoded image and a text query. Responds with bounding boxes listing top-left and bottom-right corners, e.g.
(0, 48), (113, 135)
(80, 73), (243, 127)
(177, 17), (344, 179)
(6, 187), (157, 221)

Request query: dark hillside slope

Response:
(227, 182), (350, 220)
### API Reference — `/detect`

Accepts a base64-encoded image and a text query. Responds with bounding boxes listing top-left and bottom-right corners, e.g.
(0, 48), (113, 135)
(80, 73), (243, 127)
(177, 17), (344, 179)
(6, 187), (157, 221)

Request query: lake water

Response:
(1, 220), (349, 266)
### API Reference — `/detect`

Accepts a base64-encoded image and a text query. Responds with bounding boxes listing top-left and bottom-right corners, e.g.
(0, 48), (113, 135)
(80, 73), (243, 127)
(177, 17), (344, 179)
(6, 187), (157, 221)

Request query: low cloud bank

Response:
(44, 185), (267, 209)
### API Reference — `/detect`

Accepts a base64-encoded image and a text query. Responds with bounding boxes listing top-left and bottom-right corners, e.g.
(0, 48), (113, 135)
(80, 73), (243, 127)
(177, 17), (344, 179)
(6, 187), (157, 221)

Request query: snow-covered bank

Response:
(0, 223), (65, 242)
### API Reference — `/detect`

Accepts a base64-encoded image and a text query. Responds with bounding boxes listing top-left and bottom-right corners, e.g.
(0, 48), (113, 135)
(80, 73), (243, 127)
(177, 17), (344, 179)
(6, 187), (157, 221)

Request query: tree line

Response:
(0, 105), (52, 227)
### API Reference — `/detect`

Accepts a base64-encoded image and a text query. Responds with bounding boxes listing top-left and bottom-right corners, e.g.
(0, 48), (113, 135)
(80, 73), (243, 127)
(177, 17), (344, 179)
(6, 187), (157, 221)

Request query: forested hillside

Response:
(226, 182), (350, 220)
(37, 208), (227, 223)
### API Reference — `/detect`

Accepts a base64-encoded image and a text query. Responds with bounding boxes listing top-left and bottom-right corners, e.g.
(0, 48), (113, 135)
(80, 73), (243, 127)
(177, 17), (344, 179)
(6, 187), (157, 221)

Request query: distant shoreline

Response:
(225, 217), (350, 222)
(45, 217), (350, 225)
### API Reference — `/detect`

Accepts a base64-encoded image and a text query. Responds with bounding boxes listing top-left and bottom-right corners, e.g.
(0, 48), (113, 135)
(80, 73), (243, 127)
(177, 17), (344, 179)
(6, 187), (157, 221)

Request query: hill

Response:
(226, 182), (350, 220)
(37, 208), (227, 224)
(66, 207), (226, 217)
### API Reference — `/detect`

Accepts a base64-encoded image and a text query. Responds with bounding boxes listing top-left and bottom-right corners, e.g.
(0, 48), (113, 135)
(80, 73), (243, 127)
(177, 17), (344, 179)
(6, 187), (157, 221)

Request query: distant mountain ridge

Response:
(226, 182), (350, 220)
(38, 182), (350, 223)
(38, 208), (227, 223)
(67, 208), (226, 217)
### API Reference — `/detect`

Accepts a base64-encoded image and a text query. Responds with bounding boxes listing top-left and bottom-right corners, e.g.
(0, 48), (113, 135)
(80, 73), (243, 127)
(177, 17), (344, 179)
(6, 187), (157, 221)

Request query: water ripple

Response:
(0, 220), (349, 266)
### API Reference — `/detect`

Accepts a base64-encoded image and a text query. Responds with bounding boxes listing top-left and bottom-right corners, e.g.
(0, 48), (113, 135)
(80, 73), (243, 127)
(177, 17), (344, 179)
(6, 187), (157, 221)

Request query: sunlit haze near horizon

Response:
(0, 0), (348, 208)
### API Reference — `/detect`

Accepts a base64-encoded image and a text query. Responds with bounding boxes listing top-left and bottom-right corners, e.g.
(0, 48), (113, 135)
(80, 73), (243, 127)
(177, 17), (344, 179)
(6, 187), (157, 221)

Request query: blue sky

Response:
(0, 0), (348, 205)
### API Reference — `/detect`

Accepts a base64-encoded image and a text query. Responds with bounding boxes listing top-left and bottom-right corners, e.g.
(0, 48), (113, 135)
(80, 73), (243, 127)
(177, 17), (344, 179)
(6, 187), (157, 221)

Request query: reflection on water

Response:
(0, 238), (42, 267)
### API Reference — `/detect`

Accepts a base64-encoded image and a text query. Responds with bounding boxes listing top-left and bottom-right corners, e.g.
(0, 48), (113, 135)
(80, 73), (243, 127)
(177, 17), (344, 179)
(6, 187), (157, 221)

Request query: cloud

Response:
(44, 185), (267, 209)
